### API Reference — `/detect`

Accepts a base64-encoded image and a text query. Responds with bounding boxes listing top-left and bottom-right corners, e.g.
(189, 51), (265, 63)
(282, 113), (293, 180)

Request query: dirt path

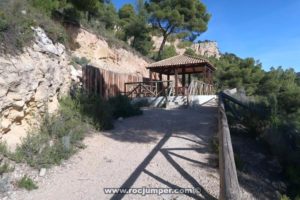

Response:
(11, 104), (220, 200)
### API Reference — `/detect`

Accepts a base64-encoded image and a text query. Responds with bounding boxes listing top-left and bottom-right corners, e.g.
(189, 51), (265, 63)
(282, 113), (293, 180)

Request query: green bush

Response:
(66, 93), (114, 130)
(17, 175), (38, 191)
(280, 194), (291, 200)
(184, 48), (197, 56)
(12, 96), (88, 168)
(177, 40), (192, 49)
(71, 56), (90, 69)
(0, 14), (8, 32)
(108, 95), (142, 118)
(0, 162), (14, 175)
(0, 142), (9, 156)
(0, 0), (69, 53)
(30, 0), (61, 14)
(159, 45), (177, 60)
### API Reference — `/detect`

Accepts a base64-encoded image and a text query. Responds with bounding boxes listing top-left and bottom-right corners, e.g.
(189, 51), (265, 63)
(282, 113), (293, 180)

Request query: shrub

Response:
(0, 142), (9, 156)
(177, 40), (192, 49)
(71, 56), (90, 69)
(17, 175), (38, 191)
(0, 162), (14, 175)
(30, 0), (60, 14)
(13, 96), (88, 168)
(184, 48), (197, 56)
(0, 14), (8, 32)
(108, 95), (142, 118)
(66, 93), (114, 130)
(0, 0), (69, 53)
(280, 194), (291, 200)
(158, 45), (177, 60)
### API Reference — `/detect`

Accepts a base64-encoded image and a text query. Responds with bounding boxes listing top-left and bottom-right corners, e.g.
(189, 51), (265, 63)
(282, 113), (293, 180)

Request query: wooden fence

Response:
(82, 65), (146, 98)
(218, 92), (241, 200)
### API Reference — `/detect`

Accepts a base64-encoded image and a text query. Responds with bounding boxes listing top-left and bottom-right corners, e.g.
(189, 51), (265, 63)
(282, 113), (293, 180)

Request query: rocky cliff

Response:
(0, 26), (150, 148)
(0, 27), (72, 147)
(68, 27), (149, 77)
(152, 36), (221, 58)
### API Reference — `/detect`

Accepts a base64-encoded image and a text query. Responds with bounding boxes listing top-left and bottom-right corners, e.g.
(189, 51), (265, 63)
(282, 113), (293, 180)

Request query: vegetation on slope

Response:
(212, 53), (300, 199)
(0, 0), (211, 60)
(0, 92), (142, 169)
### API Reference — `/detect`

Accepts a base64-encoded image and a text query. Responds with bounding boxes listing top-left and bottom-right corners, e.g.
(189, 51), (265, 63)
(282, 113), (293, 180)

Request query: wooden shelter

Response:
(147, 55), (215, 95)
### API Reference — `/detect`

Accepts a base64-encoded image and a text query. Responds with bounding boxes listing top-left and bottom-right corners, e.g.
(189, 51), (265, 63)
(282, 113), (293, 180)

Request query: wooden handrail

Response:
(124, 80), (174, 98)
(218, 94), (241, 200)
(125, 80), (172, 85)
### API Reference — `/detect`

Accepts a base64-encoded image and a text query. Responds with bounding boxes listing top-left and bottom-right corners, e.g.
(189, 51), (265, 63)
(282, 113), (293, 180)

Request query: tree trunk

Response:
(157, 34), (168, 60)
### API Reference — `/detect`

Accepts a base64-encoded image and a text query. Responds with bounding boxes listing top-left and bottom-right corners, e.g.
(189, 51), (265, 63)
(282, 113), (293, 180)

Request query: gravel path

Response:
(11, 104), (219, 200)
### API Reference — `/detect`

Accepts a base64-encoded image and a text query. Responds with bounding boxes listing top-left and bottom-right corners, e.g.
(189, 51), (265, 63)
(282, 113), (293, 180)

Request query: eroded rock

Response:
(0, 27), (71, 145)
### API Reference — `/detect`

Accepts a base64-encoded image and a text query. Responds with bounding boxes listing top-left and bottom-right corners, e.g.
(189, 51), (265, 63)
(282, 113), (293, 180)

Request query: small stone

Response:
(1, 118), (11, 133)
(39, 168), (46, 177)
(0, 176), (10, 193)
(118, 117), (124, 121)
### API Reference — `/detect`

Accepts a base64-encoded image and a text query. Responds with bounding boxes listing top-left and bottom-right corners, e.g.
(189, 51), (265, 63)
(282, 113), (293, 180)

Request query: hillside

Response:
(0, 25), (151, 148)
(1, 1), (299, 200)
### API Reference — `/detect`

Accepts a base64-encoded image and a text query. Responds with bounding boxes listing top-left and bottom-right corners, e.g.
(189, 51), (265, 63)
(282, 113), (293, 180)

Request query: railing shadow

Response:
(108, 108), (219, 200)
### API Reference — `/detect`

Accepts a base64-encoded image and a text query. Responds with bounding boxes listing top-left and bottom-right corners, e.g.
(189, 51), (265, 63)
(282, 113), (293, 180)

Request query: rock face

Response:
(192, 41), (221, 59)
(0, 26), (151, 148)
(0, 27), (71, 147)
(152, 36), (221, 58)
(67, 27), (149, 77)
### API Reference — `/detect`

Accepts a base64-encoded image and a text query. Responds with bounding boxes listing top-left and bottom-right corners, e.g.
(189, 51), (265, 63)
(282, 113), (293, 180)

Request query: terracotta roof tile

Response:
(147, 55), (214, 69)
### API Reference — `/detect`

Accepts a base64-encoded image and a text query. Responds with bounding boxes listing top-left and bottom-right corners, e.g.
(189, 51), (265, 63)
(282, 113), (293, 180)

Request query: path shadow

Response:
(103, 107), (217, 144)
(109, 107), (219, 200)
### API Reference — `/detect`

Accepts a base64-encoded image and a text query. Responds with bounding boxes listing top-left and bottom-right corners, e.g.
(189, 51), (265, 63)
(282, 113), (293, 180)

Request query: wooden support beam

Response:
(188, 74), (191, 86)
(182, 68), (186, 87)
(167, 74), (170, 88)
(159, 73), (163, 95)
(204, 65), (207, 83)
(175, 68), (178, 96)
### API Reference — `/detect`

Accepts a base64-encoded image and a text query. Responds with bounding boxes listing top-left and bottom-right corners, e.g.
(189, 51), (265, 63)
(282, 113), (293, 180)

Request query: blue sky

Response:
(112, 0), (300, 71)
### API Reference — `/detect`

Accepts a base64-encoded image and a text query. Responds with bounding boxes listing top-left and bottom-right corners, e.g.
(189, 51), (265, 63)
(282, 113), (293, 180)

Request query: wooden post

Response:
(95, 69), (98, 94)
(204, 65), (207, 84)
(182, 71), (186, 86)
(188, 74), (191, 86)
(149, 70), (153, 94)
(159, 73), (162, 95)
(209, 69), (213, 85)
(99, 69), (103, 97)
(182, 68), (186, 96)
(175, 68), (178, 96)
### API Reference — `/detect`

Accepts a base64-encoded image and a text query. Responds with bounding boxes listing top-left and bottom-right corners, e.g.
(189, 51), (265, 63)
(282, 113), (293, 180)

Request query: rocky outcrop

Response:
(152, 36), (221, 58)
(0, 26), (151, 148)
(192, 41), (221, 59)
(68, 27), (149, 77)
(0, 27), (71, 147)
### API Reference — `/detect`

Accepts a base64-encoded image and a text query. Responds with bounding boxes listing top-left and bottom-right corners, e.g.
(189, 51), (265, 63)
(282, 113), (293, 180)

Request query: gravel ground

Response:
(9, 104), (220, 200)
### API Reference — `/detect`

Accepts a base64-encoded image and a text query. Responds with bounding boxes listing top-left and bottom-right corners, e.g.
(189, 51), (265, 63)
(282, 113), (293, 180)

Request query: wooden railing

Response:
(187, 80), (215, 105)
(218, 92), (241, 200)
(124, 81), (173, 98)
